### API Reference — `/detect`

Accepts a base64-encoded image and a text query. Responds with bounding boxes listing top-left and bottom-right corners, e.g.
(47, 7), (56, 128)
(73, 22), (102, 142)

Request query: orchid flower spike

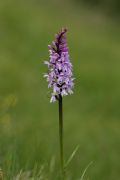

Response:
(44, 28), (74, 102)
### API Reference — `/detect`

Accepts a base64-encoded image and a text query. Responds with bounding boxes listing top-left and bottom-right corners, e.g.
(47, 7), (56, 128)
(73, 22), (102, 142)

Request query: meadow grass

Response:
(0, 0), (120, 179)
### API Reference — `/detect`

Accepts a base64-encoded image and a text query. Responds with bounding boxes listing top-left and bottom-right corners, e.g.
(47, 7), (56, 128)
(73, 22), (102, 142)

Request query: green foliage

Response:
(75, 0), (120, 14)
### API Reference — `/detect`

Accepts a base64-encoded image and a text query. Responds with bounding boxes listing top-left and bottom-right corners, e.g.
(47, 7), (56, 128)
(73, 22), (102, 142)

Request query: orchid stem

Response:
(58, 95), (65, 179)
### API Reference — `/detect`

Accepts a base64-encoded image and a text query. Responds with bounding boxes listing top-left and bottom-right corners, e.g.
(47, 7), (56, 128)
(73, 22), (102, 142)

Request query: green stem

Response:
(58, 95), (65, 179)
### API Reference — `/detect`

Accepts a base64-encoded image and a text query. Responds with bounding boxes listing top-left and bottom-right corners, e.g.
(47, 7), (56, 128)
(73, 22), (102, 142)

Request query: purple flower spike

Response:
(44, 28), (74, 102)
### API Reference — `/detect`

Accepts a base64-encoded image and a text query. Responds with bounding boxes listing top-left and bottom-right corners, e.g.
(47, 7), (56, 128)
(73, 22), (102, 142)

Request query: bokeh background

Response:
(0, 0), (120, 179)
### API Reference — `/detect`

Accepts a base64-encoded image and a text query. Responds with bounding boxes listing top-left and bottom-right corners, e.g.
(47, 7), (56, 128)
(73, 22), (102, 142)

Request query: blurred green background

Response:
(0, 0), (120, 179)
